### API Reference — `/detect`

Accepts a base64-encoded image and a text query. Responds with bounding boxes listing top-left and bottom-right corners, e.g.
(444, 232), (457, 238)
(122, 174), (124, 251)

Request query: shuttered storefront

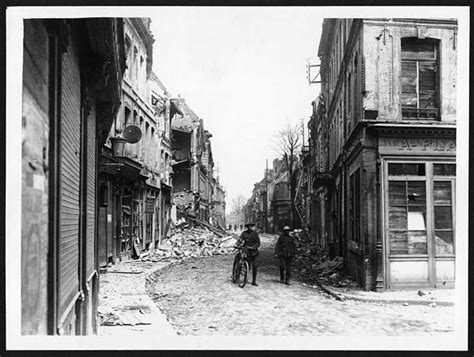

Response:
(58, 43), (81, 321)
(86, 106), (96, 278)
(98, 205), (107, 266)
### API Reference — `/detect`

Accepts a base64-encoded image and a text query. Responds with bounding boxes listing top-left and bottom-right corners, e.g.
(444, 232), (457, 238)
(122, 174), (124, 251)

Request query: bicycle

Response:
(231, 245), (250, 288)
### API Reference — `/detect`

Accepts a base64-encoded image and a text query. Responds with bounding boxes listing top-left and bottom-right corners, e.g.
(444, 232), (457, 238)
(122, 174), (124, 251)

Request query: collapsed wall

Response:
(172, 190), (196, 219)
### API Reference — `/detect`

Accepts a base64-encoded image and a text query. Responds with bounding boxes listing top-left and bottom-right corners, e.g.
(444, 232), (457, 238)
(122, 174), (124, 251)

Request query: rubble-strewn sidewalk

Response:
(323, 285), (455, 306)
(97, 259), (177, 336)
(291, 230), (455, 307)
(97, 225), (238, 336)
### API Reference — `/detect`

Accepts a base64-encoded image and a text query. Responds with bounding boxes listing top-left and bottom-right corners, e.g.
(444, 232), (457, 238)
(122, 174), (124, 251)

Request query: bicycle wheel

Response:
(231, 258), (239, 283)
(238, 261), (249, 288)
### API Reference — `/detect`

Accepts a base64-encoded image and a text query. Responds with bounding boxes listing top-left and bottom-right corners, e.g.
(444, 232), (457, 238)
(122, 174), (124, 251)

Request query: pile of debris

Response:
(98, 305), (152, 327)
(139, 224), (238, 264)
(292, 232), (357, 289)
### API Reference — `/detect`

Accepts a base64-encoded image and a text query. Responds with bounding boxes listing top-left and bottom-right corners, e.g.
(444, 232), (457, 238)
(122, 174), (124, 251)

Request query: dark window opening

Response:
(433, 163), (456, 176)
(388, 163), (426, 176)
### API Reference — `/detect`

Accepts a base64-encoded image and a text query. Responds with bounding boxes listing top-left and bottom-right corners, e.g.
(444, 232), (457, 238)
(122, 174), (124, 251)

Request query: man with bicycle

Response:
(235, 222), (261, 286)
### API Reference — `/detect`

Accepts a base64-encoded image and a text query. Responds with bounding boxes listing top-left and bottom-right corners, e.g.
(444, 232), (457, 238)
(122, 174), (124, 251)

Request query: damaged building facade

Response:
(310, 18), (457, 290)
(171, 98), (225, 225)
(98, 18), (177, 264)
(21, 18), (124, 334)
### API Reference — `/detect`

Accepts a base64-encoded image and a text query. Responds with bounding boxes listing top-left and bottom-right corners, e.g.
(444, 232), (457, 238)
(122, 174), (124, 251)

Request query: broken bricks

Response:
(139, 227), (236, 264)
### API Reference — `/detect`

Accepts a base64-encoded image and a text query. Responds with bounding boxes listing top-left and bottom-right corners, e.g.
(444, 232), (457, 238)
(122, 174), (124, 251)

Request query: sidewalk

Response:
(322, 284), (455, 306)
(97, 259), (177, 336)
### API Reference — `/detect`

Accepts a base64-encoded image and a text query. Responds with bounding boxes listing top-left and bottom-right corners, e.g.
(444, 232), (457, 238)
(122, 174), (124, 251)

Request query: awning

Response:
(100, 150), (147, 183)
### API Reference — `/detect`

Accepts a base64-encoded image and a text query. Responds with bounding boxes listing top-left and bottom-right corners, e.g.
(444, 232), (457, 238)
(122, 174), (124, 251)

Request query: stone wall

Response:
(21, 20), (50, 334)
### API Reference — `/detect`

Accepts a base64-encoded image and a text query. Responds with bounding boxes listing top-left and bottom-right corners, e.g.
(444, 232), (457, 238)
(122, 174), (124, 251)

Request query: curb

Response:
(98, 260), (179, 336)
(322, 285), (454, 307)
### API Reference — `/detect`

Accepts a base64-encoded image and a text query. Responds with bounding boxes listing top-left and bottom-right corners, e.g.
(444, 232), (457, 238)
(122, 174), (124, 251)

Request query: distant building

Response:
(244, 158), (292, 233)
(309, 18), (457, 290)
(171, 98), (223, 224)
(211, 177), (226, 228)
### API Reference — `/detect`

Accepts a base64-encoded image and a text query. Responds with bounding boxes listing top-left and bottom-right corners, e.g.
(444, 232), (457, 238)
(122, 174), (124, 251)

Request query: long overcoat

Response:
(275, 233), (297, 257)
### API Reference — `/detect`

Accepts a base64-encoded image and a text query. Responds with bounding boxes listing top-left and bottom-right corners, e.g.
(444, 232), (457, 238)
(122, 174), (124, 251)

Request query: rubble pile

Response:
(139, 227), (238, 264)
(98, 305), (152, 327)
(292, 232), (357, 289)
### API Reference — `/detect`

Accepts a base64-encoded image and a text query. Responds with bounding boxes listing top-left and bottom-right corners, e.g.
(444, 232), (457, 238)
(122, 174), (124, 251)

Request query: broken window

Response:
(387, 162), (456, 256)
(433, 181), (454, 255)
(401, 38), (439, 120)
(388, 163), (427, 255)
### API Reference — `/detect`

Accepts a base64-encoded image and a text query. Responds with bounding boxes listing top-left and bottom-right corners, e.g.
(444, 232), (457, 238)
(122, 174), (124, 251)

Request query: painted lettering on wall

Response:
(381, 138), (456, 152)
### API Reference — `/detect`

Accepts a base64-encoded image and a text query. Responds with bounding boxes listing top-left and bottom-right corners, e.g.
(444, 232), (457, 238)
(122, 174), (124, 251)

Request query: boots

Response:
(279, 268), (285, 283)
(285, 270), (291, 285)
(251, 267), (258, 286)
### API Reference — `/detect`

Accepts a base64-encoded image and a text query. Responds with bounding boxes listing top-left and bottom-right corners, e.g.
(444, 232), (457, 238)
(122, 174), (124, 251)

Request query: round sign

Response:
(123, 125), (142, 144)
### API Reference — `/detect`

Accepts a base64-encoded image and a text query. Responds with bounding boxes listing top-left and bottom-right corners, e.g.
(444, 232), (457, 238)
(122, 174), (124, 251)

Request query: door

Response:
(431, 164), (456, 287)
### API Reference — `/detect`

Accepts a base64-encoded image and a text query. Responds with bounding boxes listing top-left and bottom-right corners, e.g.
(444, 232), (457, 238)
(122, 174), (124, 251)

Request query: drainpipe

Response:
(375, 150), (384, 291)
(341, 150), (347, 272)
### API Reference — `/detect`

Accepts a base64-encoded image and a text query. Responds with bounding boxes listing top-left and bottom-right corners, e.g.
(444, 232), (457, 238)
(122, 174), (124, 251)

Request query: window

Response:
(388, 180), (427, 254)
(124, 36), (132, 79)
(401, 38), (439, 120)
(387, 162), (456, 256)
(124, 107), (131, 127)
(349, 168), (361, 244)
(433, 163), (455, 255)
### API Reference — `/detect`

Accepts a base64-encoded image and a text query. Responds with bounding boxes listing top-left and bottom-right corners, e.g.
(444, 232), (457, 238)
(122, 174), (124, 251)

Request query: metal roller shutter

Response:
(98, 206), (107, 266)
(58, 44), (81, 318)
(86, 106), (96, 277)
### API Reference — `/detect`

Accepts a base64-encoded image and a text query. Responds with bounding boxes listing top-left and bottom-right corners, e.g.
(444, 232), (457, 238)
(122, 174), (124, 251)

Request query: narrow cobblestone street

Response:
(147, 235), (455, 336)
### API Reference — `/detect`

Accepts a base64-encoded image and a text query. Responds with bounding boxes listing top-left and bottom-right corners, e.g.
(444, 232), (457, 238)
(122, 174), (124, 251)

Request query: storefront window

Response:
(387, 162), (455, 257)
(388, 180), (427, 255)
(434, 181), (454, 254)
(433, 163), (456, 176)
(388, 163), (425, 176)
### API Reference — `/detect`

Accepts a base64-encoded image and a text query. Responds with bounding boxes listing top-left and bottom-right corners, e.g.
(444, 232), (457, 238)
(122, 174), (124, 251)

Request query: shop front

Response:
(378, 133), (456, 289)
(99, 149), (148, 265)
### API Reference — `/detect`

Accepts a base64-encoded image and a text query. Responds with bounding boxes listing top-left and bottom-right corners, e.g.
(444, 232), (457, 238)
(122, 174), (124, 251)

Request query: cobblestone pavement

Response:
(147, 234), (455, 336)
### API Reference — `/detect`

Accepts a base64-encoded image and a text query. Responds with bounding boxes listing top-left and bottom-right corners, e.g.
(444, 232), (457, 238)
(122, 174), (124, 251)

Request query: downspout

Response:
(341, 149), (347, 272)
(375, 143), (384, 291)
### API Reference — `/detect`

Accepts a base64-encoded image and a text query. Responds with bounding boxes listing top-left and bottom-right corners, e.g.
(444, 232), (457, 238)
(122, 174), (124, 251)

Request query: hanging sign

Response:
(123, 125), (142, 144)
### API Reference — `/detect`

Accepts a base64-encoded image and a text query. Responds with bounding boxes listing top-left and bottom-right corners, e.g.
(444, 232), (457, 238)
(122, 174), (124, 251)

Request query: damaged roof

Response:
(171, 98), (200, 132)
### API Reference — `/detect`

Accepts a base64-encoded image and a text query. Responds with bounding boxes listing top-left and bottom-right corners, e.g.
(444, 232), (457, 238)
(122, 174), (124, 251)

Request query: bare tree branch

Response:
(272, 121), (302, 228)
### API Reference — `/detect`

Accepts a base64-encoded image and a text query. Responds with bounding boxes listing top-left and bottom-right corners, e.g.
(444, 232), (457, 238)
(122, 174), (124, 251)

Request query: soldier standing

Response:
(239, 222), (261, 286)
(274, 226), (297, 285)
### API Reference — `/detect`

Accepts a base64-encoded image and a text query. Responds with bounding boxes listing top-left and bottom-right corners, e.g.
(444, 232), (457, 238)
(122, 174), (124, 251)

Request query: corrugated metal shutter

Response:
(58, 44), (81, 317)
(98, 206), (107, 266)
(86, 105), (96, 277)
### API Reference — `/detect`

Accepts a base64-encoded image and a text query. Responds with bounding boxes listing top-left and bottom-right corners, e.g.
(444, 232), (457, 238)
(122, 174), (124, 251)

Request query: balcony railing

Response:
(402, 107), (439, 120)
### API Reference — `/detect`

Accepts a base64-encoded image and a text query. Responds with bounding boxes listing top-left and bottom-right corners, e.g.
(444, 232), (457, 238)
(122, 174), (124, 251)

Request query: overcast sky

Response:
(150, 7), (323, 206)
